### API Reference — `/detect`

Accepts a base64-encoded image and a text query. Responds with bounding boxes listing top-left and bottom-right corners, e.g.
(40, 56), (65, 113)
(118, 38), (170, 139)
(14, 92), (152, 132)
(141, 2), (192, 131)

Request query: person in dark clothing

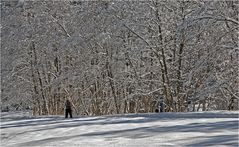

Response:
(160, 102), (165, 112)
(65, 99), (73, 118)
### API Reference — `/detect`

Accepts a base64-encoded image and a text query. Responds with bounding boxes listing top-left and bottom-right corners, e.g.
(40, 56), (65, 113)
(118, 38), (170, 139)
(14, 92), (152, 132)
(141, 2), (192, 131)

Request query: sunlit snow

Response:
(1, 111), (238, 147)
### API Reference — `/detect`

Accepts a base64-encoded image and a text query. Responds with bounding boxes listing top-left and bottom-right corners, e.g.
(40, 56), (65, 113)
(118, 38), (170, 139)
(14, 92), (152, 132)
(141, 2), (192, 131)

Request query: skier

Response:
(155, 101), (164, 113)
(160, 101), (164, 112)
(65, 99), (73, 118)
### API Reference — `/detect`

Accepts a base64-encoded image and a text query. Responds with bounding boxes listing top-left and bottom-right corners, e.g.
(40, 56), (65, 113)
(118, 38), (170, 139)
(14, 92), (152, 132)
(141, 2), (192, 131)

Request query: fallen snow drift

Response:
(1, 111), (238, 147)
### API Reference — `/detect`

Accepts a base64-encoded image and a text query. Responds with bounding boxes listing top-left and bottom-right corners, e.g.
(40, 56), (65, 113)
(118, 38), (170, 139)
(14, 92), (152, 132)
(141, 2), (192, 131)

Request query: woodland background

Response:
(1, 0), (238, 116)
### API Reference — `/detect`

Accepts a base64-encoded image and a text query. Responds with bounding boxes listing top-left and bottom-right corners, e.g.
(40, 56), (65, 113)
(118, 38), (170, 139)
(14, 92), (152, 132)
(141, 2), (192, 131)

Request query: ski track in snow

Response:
(0, 111), (238, 147)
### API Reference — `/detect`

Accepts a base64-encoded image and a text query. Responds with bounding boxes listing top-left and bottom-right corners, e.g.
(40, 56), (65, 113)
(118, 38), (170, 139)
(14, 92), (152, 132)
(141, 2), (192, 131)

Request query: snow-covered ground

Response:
(1, 111), (238, 147)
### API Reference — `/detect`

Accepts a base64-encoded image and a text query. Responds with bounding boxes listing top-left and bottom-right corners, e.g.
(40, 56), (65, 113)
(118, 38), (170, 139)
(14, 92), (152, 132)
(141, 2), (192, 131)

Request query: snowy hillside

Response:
(1, 111), (238, 147)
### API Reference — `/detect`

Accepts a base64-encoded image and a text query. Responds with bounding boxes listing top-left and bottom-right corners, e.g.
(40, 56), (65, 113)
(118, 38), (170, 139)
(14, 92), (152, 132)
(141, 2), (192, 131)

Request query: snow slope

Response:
(1, 111), (238, 147)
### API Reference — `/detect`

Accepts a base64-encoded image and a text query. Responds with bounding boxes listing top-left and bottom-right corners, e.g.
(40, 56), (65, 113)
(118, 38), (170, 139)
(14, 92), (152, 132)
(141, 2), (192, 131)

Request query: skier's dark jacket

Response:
(65, 100), (72, 110)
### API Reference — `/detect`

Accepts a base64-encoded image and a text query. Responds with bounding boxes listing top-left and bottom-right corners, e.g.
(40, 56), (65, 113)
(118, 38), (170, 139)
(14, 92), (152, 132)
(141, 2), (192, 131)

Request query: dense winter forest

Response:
(1, 0), (238, 116)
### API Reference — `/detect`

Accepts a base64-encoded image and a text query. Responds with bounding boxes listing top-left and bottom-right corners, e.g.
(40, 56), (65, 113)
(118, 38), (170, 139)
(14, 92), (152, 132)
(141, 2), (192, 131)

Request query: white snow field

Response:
(1, 111), (238, 147)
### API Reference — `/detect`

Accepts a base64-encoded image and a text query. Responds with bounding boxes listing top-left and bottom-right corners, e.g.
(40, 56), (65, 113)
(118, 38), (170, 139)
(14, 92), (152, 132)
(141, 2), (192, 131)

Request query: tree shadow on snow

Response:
(1, 111), (238, 146)
(2, 111), (238, 129)
(11, 119), (239, 146)
(185, 135), (238, 146)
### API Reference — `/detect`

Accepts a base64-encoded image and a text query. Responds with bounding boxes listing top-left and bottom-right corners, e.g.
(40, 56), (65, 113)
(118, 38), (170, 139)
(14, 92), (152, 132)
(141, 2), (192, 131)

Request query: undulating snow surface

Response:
(1, 111), (238, 147)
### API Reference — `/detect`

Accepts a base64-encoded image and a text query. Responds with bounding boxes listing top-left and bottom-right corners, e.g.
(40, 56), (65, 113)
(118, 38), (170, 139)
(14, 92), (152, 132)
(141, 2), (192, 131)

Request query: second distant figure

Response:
(65, 99), (73, 118)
